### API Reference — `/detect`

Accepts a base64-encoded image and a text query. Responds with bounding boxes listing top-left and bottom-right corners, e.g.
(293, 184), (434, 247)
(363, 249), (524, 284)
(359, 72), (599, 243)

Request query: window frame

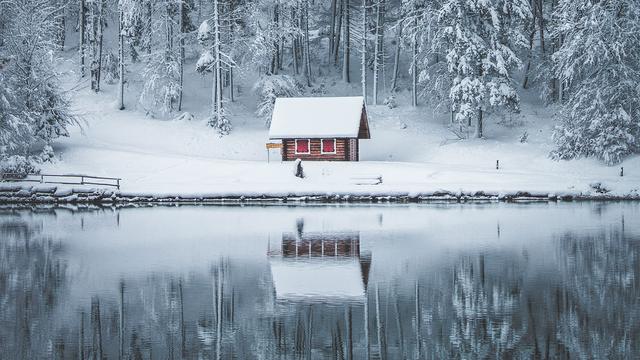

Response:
(320, 138), (337, 155)
(294, 139), (311, 154)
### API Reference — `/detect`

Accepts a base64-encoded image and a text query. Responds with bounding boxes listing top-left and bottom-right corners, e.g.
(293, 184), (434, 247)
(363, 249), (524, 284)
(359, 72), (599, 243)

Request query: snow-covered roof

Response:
(269, 258), (366, 302)
(268, 96), (369, 139)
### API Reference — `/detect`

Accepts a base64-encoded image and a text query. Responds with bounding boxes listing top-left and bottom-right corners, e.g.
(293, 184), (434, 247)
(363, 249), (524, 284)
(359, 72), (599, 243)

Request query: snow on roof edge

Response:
(268, 96), (366, 139)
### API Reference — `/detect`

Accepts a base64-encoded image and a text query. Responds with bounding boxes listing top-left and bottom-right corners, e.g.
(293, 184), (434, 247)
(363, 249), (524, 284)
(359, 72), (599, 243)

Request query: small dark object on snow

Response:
(294, 159), (304, 179)
(589, 182), (611, 194)
(496, 160), (499, 170)
(620, 167), (624, 177)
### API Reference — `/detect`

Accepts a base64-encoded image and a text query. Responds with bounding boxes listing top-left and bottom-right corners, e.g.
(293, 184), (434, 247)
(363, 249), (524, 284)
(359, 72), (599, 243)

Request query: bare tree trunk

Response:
(146, 0), (152, 55)
(537, 0), (545, 54)
(118, 6), (125, 110)
(475, 108), (483, 138)
(333, 0), (343, 65)
(80, 0), (86, 77)
(292, 7), (300, 75)
(56, 0), (66, 50)
(391, 22), (401, 91)
(330, 0), (338, 56)
(96, 0), (105, 91)
(372, 0), (384, 105)
(211, 0), (224, 126)
(303, 0), (312, 86)
(342, 0), (350, 82)
(361, 0), (367, 103)
(411, 17), (417, 107)
(178, 0), (185, 111)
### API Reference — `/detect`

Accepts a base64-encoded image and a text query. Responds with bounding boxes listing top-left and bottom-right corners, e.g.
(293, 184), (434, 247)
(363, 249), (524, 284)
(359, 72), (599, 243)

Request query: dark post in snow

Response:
(295, 159), (305, 179)
(620, 167), (624, 177)
(496, 160), (499, 170)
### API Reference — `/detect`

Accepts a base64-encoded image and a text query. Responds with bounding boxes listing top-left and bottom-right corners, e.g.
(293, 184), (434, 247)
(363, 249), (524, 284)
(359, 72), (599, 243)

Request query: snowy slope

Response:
(34, 53), (640, 198)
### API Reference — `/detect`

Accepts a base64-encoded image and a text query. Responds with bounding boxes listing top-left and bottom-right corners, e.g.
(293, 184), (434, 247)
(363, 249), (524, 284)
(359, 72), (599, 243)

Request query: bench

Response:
(351, 175), (383, 185)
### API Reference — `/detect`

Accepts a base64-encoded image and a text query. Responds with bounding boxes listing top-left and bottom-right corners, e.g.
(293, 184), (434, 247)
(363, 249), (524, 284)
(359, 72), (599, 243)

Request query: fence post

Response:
(117, 179), (120, 190)
(40, 174), (44, 183)
(620, 167), (624, 177)
(496, 160), (499, 170)
(81, 176), (84, 185)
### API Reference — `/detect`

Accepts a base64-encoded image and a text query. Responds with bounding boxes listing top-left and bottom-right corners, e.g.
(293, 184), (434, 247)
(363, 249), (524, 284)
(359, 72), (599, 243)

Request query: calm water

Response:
(0, 203), (638, 359)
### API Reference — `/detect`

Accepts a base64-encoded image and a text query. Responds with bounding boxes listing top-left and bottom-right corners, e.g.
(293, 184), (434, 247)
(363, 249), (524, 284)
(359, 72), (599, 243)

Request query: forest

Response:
(1, 0), (639, 172)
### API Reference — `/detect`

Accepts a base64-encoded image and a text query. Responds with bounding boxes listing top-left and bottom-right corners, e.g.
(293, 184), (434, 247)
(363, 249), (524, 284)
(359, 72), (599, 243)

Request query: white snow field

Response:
(37, 56), (640, 199)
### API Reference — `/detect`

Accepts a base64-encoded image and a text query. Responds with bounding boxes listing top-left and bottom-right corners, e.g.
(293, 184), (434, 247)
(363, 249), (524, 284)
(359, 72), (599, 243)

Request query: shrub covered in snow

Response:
(103, 52), (120, 84)
(254, 75), (302, 127)
(384, 95), (398, 109)
(0, 155), (40, 177)
(139, 52), (181, 117)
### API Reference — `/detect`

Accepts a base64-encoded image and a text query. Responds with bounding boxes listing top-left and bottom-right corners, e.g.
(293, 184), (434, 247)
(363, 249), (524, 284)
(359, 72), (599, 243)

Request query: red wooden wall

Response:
(281, 138), (359, 161)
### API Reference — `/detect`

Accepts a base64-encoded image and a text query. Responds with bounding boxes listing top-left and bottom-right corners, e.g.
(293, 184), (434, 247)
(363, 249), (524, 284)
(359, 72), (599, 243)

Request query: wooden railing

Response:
(1, 173), (121, 189)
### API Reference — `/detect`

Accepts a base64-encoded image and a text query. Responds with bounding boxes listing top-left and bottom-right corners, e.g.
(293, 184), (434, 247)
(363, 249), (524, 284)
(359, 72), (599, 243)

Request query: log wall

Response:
(282, 138), (355, 161)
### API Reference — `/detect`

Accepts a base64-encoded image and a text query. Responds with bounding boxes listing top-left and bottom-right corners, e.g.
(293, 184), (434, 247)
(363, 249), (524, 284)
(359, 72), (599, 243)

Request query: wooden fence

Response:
(1, 173), (121, 189)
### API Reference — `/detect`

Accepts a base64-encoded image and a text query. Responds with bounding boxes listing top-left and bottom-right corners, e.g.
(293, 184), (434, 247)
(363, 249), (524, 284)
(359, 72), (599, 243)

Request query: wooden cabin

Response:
(268, 96), (371, 161)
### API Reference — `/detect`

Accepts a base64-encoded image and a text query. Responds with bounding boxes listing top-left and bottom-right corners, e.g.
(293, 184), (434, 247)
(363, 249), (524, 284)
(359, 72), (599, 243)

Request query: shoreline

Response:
(1, 184), (639, 206)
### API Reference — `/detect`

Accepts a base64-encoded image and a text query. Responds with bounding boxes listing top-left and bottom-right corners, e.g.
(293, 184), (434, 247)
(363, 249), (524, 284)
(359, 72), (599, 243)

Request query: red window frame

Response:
(321, 138), (336, 154)
(295, 139), (310, 154)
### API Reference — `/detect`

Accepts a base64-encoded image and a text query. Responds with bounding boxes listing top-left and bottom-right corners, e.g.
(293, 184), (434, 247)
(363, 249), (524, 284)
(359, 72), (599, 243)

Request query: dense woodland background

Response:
(1, 0), (640, 170)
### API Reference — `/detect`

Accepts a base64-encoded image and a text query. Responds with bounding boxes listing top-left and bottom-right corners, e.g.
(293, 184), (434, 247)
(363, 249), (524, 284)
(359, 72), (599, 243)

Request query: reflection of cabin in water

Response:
(268, 232), (371, 302)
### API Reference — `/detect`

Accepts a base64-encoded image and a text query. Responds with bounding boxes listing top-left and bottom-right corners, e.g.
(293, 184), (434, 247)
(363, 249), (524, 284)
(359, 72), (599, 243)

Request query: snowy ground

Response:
(33, 54), (640, 198)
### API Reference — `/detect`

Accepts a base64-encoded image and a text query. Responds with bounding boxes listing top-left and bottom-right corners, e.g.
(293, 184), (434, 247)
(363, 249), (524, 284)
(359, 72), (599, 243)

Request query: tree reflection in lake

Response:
(0, 204), (638, 359)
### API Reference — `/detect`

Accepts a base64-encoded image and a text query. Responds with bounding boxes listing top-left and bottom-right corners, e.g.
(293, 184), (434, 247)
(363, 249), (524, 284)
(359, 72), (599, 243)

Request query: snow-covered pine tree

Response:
(139, 0), (182, 117)
(0, 0), (77, 156)
(197, 0), (232, 135)
(254, 75), (301, 126)
(0, 71), (33, 156)
(551, 0), (640, 165)
(436, 0), (530, 138)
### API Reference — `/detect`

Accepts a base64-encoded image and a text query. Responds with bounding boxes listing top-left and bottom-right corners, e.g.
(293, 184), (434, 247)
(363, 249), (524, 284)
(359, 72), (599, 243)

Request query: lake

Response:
(0, 203), (638, 359)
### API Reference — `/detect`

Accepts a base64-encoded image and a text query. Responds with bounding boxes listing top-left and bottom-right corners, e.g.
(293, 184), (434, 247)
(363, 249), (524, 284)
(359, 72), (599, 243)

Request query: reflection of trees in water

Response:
(0, 213), (67, 358)
(555, 228), (640, 358)
(1, 212), (639, 359)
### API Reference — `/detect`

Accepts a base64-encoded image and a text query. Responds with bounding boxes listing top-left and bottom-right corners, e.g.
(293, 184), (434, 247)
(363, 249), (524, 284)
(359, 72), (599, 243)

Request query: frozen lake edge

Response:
(1, 183), (639, 205)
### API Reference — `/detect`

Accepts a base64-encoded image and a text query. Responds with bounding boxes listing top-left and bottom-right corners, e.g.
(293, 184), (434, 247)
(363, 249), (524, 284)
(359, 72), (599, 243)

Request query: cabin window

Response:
(321, 139), (336, 154)
(295, 139), (310, 154)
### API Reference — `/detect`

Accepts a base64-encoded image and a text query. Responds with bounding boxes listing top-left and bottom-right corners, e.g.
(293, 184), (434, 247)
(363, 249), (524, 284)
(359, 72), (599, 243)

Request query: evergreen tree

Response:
(0, 0), (77, 158)
(197, 0), (233, 134)
(551, 0), (640, 164)
(436, 0), (530, 138)
(139, 0), (182, 117)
